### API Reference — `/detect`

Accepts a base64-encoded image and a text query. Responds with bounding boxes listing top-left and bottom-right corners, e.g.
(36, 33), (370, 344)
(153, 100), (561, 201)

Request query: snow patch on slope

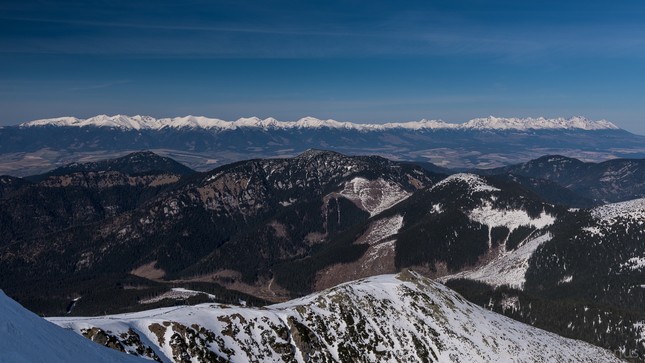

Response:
(591, 198), (645, 222)
(363, 240), (396, 266)
(582, 226), (605, 237)
(432, 173), (501, 193)
(340, 177), (410, 216)
(468, 203), (556, 232)
(440, 233), (553, 289)
(360, 215), (404, 246)
(621, 257), (645, 271)
(139, 288), (216, 304)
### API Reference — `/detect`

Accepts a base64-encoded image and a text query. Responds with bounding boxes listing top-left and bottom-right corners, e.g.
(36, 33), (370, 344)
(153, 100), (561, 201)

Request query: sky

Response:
(1, 0), (645, 134)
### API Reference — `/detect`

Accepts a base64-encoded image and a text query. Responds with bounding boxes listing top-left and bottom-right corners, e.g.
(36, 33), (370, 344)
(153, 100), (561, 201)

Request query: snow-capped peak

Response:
(432, 173), (501, 193)
(20, 115), (620, 132)
(47, 271), (622, 363)
(463, 116), (619, 131)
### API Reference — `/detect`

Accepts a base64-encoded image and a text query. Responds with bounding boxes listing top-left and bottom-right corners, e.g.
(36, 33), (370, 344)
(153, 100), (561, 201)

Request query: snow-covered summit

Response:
(49, 270), (622, 362)
(590, 198), (645, 222)
(20, 115), (619, 132)
(0, 289), (144, 362)
(463, 116), (619, 131)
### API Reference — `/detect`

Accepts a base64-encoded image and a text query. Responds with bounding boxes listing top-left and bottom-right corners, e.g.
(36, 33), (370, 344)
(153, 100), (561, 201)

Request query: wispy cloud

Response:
(0, 16), (365, 37)
(3, 2), (645, 62)
(70, 80), (131, 91)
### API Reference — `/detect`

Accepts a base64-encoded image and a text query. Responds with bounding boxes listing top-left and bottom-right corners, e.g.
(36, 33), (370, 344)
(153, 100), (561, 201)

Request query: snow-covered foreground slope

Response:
(49, 271), (621, 363)
(21, 114), (618, 131)
(0, 290), (145, 363)
(590, 197), (645, 222)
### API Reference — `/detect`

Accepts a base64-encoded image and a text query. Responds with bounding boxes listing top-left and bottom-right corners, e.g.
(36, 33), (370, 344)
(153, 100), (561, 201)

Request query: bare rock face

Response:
(287, 316), (321, 361)
(81, 327), (161, 362)
(0, 289), (145, 362)
(82, 327), (126, 352)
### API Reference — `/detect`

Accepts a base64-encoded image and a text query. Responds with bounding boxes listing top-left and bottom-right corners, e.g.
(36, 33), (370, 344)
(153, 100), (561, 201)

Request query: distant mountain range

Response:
(2, 114), (645, 176)
(18, 114), (620, 131)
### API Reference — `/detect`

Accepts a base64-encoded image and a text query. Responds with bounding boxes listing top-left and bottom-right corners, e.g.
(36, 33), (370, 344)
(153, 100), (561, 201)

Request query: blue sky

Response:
(2, 0), (645, 134)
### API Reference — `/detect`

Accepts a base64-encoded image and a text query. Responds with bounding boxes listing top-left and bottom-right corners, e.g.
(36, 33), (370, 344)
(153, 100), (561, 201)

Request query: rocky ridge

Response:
(49, 270), (623, 363)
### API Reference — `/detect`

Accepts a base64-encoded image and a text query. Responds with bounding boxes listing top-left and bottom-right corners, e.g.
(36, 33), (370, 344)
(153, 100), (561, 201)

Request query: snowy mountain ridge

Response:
(431, 173), (502, 193)
(21, 114), (619, 131)
(48, 270), (622, 363)
(590, 197), (645, 222)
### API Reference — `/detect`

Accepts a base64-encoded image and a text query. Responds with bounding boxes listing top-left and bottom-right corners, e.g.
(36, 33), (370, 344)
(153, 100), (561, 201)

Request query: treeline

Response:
(525, 210), (645, 313)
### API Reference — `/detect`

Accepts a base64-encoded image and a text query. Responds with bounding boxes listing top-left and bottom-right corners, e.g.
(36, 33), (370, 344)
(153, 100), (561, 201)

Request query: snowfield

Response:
(431, 173), (501, 193)
(440, 233), (554, 289)
(359, 215), (404, 246)
(48, 271), (622, 363)
(339, 177), (411, 216)
(468, 203), (556, 232)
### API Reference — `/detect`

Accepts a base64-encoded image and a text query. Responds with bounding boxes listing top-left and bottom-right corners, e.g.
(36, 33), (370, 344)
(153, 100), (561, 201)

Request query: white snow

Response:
(439, 233), (553, 289)
(582, 226), (604, 237)
(634, 322), (645, 349)
(139, 288), (216, 304)
(468, 203), (556, 232)
(360, 215), (404, 245)
(590, 198), (645, 222)
(620, 257), (645, 271)
(20, 115), (620, 132)
(363, 240), (397, 266)
(462, 115), (618, 131)
(339, 177), (411, 216)
(432, 203), (443, 214)
(432, 173), (501, 193)
(0, 289), (145, 362)
(279, 198), (296, 207)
